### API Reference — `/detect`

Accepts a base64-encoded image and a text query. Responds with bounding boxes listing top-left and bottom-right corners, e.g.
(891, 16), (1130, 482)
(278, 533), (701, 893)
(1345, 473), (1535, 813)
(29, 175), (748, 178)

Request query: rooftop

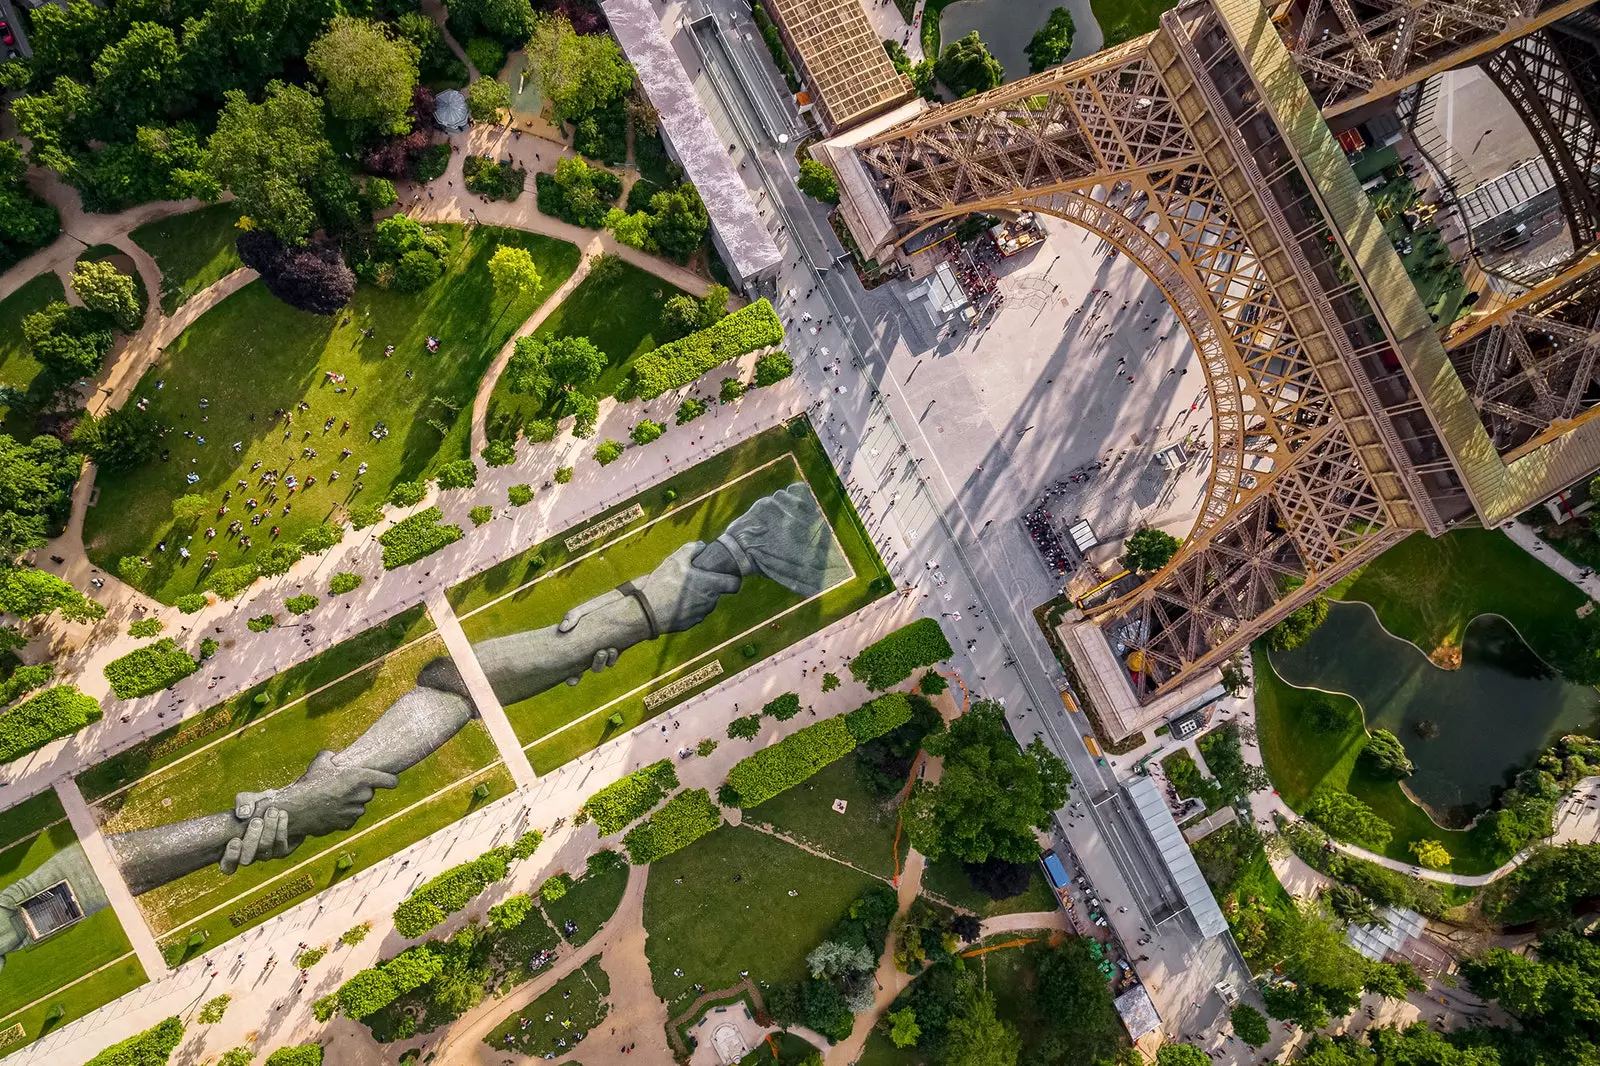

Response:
(602, 0), (783, 288)
(763, 0), (912, 130)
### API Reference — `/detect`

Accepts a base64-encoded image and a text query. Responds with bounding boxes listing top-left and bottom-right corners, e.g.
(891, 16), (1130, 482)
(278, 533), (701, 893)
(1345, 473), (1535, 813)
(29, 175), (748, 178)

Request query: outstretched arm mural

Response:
(104, 483), (849, 897)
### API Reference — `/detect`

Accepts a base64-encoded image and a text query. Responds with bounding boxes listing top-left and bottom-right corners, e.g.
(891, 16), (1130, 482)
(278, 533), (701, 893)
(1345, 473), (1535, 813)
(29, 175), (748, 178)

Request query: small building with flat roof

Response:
(602, 0), (783, 292)
(761, 0), (912, 131)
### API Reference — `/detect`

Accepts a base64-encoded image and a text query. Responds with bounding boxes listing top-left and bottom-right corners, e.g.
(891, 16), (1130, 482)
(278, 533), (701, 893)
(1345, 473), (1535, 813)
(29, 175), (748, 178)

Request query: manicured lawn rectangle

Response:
(484, 954), (609, 1057)
(641, 824), (878, 1013)
(745, 757), (908, 880)
(450, 423), (887, 772)
(486, 258), (688, 439)
(1252, 648), (1500, 874)
(82, 223), (581, 605)
(0, 272), (63, 434)
(0, 790), (66, 853)
(77, 604), (434, 802)
(919, 856), (1058, 917)
(1331, 529), (1590, 671)
(129, 203), (246, 314)
(89, 632), (503, 937)
(0, 816), (147, 1057)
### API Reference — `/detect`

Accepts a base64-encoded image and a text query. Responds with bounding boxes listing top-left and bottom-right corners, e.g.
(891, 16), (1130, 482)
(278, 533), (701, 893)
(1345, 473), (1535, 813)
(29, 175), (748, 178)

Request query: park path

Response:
(427, 590), (537, 787)
(976, 910), (1070, 936)
(53, 778), (167, 976)
(1503, 517), (1600, 601)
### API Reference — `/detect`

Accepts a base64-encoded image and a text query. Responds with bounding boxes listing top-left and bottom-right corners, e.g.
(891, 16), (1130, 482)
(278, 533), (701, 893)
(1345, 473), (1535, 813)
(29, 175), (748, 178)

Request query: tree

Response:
(798, 159), (840, 204)
(604, 207), (652, 249)
(631, 419), (664, 446)
(70, 260), (142, 332)
(565, 391), (599, 438)
(1230, 1004), (1271, 1048)
(935, 32), (1004, 98)
(0, 143), (60, 271)
(888, 1007), (921, 1048)
(307, 17), (419, 135)
(649, 184), (710, 263)
(660, 293), (707, 341)
(1122, 525), (1180, 573)
(1268, 596), (1330, 651)
(489, 245), (542, 310)
(84, 1017), (184, 1066)
(171, 494), (209, 523)
(905, 702), (1071, 864)
(468, 76), (512, 123)
(526, 14), (634, 121)
(394, 249), (444, 292)
(1156, 1045), (1210, 1066)
(754, 351), (794, 388)
(1364, 960), (1424, 1000)
(205, 82), (333, 243)
(943, 991), (1019, 1066)
(90, 21), (182, 138)
(595, 439), (624, 466)
(1410, 839), (1452, 870)
(1026, 8), (1076, 72)
(236, 232), (355, 315)
(0, 567), (102, 622)
(0, 434), (79, 558)
(76, 404), (159, 471)
(24, 301), (115, 379)
(1306, 787), (1394, 851)
(963, 857), (1033, 900)
(1360, 729), (1414, 779)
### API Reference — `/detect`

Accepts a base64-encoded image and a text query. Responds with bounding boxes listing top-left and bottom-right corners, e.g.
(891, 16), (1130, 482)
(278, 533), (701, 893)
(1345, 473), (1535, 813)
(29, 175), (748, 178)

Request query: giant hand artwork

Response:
(104, 483), (848, 897)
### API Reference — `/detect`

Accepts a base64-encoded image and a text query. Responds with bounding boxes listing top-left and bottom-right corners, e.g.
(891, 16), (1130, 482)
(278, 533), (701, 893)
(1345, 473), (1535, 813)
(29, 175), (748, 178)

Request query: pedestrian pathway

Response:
(426, 590), (537, 788)
(1504, 518), (1600, 601)
(54, 778), (166, 977)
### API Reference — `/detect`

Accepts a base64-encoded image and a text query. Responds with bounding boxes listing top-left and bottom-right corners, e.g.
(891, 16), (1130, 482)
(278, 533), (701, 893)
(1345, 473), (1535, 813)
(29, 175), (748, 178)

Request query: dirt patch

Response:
(1429, 641), (1462, 670)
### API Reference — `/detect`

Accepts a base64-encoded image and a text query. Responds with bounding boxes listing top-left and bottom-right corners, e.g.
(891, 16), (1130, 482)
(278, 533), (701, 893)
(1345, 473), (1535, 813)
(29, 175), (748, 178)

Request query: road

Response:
(670, 0), (1259, 1049)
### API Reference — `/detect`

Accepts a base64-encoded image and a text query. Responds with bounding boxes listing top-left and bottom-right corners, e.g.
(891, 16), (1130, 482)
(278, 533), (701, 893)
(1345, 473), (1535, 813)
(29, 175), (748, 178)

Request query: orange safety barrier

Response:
(960, 937), (1039, 957)
(765, 1034), (779, 1059)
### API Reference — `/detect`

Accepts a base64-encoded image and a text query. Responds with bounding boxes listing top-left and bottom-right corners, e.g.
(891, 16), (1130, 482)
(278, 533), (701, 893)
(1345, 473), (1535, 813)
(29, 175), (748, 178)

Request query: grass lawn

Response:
(1253, 648), (1501, 874)
(0, 272), (64, 434)
(450, 423), (887, 772)
(739, 1031), (818, 1066)
(0, 807), (147, 1059)
(745, 757), (908, 880)
(88, 629), (503, 939)
(858, 1031), (924, 1066)
(1091, 0), (1177, 47)
(542, 858), (629, 947)
(641, 824), (878, 1014)
(129, 203), (246, 314)
(980, 938), (1052, 1053)
(1330, 529), (1590, 671)
(483, 954), (609, 1057)
(82, 223), (581, 605)
(77, 605), (434, 802)
(920, 857), (1058, 917)
(485, 259), (688, 441)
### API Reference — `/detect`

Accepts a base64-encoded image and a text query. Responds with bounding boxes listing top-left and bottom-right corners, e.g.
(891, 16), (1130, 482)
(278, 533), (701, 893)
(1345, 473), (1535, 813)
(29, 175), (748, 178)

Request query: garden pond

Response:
(939, 0), (1102, 81)
(1270, 599), (1600, 820)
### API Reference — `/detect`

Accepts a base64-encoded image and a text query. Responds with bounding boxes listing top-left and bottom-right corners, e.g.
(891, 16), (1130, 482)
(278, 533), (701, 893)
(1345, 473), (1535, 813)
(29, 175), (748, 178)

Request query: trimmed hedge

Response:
(849, 618), (953, 690)
(105, 638), (200, 699)
(844, 692), (913, 742)
(630, 300), (784, 398)
(581, 759), (680, 835)
(623, 788), (722, 863)
(724, 716), (856, 808)
(392, 846), (512, 938)
(379, 507), (463, 569)
(0, 685), (102, 763)
(762, 692), (801, 721)
(285, 594), (319, 615)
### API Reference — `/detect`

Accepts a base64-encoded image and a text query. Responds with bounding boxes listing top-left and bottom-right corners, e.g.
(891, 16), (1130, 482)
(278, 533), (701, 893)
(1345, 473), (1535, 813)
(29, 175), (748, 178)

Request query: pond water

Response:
(1270, 600), (1600, 822)
(940, 0), (1103, 82)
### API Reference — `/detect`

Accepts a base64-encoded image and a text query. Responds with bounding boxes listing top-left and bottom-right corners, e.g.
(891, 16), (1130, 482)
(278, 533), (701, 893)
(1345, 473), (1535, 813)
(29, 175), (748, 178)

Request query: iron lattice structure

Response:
(857, 5), (1436, 697)
(1284, 0), (1593, 116)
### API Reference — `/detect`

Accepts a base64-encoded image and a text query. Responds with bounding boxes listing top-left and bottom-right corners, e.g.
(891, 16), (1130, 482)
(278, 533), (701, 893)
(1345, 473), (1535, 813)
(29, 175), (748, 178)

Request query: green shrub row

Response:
(378, 507), (463, 570)
(0, 685), (102, 763)
(843, 692), (913, 742)
(630, 300), (784, 398)
(623, 788), (721, 863)
(580, 759), (680, 835)
(849, 617), (953, 690)
(105, 638), (200, 699)
(392, 846), (512, 938)
(724, 716), (856, 808)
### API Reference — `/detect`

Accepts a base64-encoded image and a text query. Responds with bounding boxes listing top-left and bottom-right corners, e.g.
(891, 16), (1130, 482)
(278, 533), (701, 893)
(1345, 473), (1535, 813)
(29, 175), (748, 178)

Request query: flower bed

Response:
(228, 874), (315, 926)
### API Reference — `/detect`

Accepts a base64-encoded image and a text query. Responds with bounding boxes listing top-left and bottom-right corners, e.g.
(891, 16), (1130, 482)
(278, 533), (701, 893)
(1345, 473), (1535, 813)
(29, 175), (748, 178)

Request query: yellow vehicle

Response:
(1083, 734), (1102, 757)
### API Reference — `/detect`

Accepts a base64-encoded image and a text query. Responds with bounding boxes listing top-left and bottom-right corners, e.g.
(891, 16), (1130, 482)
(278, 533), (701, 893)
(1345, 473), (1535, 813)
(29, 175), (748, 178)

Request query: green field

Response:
(0, 272), (64, 433)
(641, 824), (879, 1014)
(1253, 648), (1499, 874)
(129, 204), (247, 314)
(541, 856), (629, 947)
(85, 616), (507, 946)
(1330, 529), (1590, 671)
(920, 857), (1058, 917)
(1091, 0), (1178, 47)
(485, 258), (688, 441)
(0, 793), (147, 1059)
(745, 757), (908, 880)
(451, 423), (887, 772)
(483, 954), (610, 1057)
(82, 223), (581, 604)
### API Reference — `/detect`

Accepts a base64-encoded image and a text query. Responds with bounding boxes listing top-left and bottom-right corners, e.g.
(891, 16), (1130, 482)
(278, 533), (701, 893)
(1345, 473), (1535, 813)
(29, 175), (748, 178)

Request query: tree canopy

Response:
(904, 701), (1070, 864)
(204, 82), (334, 243)
(935, 32), (1004, 98)
(307, 17), (420, 136)
(526, 13), (634, 122)
(1121, 525), (1180, 573)
(1026, 8), (1076, 72)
